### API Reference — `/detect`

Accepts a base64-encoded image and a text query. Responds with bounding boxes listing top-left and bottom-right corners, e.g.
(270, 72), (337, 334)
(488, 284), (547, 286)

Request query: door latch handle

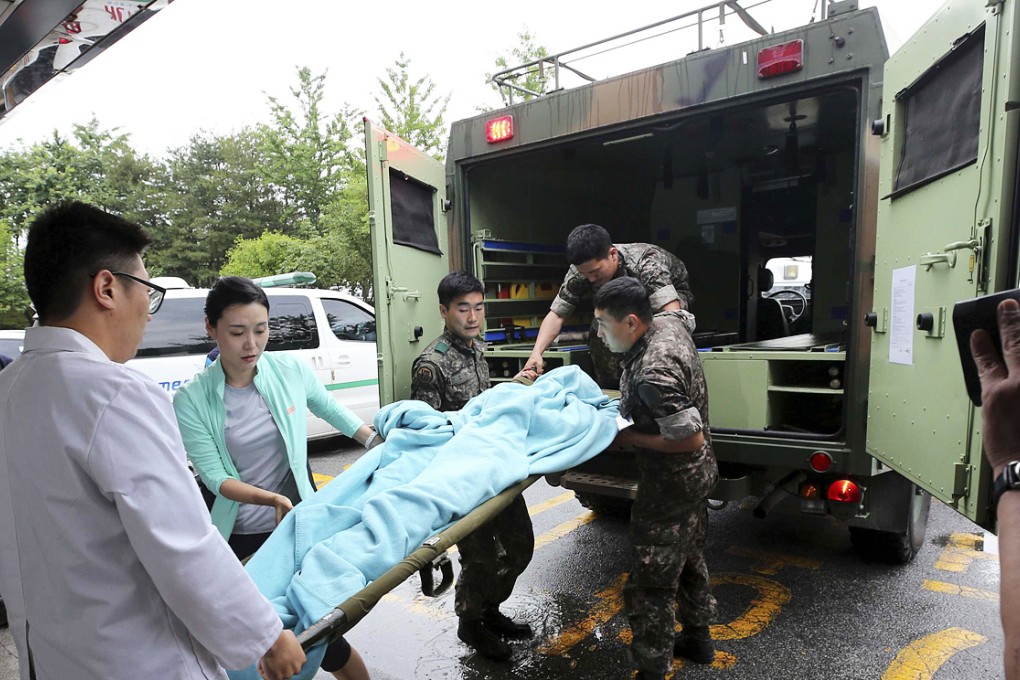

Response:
(389, 286), (422, 301)
(919, 252), (956, 270)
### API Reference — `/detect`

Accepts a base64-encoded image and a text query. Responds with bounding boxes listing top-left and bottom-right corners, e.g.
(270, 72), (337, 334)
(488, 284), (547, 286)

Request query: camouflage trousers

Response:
(624, 501), (717, 677)
(455, 494), (535, 619)
(588, 321), (623, 390)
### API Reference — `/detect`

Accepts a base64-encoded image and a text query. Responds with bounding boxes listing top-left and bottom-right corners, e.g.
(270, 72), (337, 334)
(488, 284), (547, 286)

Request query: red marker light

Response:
(827, 479), (862, 504)
(758, 40), (804, 79)
(809, 452), (833, 473)
(485, 115), (514, 143)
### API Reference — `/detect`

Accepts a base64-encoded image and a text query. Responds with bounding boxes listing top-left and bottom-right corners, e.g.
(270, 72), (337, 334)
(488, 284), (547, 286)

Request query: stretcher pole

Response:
(296, 475), (540, 650)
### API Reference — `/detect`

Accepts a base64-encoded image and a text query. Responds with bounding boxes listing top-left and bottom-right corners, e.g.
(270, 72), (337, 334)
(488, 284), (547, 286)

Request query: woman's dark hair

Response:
(205, 277), (270, 326)
(437, 271), (484, 307)
(566, 224), (613, 265)
(593, 277), (652, 324)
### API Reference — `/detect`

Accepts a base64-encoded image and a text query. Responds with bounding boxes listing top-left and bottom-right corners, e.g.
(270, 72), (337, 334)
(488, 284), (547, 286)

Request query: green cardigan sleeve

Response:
(173, 379), (232, 494)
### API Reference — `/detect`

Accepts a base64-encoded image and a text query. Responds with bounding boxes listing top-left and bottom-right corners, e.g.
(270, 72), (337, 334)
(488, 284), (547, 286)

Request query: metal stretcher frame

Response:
(296, 475), (541, 650)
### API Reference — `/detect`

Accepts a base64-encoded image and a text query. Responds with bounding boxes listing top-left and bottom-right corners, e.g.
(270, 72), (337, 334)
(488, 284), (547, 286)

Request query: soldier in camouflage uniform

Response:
(593, 277), (719, 680)
(525, 223), (694, 390)
(411, 271), (536, 662)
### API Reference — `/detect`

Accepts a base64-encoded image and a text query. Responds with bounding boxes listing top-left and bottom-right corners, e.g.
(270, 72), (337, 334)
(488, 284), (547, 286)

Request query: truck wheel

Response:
(0, 595), (6, 627)
(848, 486), (931, 564)
(575, 492), (633, 519)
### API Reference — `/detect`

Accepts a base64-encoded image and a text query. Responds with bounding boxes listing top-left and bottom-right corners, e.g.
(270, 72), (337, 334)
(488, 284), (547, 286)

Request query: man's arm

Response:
(614, 427), (703, 453)
(526, 311), (566, 373)
(410, 358), (444, 409)
(971, 298), (1020, 679)
(658, 300), (681, 313)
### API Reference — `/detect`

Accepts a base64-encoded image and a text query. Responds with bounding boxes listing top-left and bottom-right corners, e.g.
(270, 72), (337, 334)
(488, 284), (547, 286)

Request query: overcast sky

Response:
(0, 0), (946, 156)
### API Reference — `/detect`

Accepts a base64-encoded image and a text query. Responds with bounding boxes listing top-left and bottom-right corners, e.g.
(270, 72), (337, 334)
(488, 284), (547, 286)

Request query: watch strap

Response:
(993, 460), (1020, 508)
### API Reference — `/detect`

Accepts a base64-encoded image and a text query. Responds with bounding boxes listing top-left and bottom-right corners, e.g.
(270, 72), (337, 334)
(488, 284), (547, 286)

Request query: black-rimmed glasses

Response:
(91, 271), (167, 314)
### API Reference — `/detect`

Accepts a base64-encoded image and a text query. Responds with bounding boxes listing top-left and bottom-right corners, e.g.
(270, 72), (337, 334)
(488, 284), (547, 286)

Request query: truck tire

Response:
(575, 492), (633, 519)
(848, 486), (931, 564)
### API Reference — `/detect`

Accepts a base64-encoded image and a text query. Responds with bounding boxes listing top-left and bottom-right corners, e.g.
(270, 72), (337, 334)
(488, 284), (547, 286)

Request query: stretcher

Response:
(296, 475), (539, 650)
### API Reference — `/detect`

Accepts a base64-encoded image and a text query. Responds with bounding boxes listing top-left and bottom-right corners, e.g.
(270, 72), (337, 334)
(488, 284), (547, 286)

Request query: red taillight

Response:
(757, 39), (804, 79)
(485, 115), (514, 143)
(827, 479), (862, 504)
(809, 452), (832, 473)
(800, 483), (821, 500)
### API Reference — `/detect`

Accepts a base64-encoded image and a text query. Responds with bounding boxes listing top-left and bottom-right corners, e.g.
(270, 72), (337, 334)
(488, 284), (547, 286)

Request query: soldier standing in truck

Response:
(593, 277), (718, 679)
(410, 271), (535, 662)
(525, 223), (694, 389)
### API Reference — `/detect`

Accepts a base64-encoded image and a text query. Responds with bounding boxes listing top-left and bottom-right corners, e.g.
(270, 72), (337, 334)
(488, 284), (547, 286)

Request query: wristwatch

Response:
(993, 460), (1020, 508)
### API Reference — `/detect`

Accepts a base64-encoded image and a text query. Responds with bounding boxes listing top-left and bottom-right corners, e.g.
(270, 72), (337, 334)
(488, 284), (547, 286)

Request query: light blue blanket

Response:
(227, 366), (619, 679)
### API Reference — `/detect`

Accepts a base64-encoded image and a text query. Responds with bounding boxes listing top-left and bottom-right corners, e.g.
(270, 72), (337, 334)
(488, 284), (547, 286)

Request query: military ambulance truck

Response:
(365, 0), (1020, 564)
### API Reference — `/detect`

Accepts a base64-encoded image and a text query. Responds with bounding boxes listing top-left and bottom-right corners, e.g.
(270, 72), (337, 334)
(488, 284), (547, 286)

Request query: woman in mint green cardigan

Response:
(173, 277), (376, 680)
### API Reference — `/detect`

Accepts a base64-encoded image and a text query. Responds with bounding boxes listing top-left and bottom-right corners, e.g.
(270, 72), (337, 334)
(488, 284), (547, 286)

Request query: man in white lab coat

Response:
(0, 202), (306, 680)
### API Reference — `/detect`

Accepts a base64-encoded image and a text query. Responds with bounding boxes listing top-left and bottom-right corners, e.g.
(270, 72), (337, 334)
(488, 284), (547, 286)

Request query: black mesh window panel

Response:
(893, 25), (984, 196)
(267, 296), (319, 351)
(389, 168), (441, 254)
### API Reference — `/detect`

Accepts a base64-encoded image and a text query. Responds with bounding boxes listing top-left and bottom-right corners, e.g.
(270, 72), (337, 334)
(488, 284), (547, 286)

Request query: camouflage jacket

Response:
(550, 243), (694, 318)
(620, 312), (718, 515)
(411, 329), (490, 411)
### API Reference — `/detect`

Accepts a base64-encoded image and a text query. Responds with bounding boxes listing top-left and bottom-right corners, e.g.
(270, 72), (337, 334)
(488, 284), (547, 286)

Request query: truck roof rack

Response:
(490, 0), (839, 105)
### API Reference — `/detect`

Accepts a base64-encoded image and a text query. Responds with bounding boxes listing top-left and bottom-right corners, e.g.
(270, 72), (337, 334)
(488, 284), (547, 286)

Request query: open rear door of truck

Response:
(867, 0), (1020, 529)
(364, 120), (449, 405)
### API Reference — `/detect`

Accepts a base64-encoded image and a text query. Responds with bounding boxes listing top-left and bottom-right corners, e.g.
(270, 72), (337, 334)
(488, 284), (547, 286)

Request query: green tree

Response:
(373, 53), (450, 159)
(488, 29), (551, 106)
(0, 219), (29, 328)
(257, 67), (357, 235)
(148, 130), (284, 285)
(221, 231), (308, 279)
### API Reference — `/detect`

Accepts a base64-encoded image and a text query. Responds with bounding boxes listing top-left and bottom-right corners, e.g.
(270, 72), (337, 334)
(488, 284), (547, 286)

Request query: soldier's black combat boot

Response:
(457, 617), (512, 661)
(673, 625), (715, 664)
(482, 607), (533, 639)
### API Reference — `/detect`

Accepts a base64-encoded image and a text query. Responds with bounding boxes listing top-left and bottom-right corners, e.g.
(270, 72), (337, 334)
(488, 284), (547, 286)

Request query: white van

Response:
(128, 287), (379, 439)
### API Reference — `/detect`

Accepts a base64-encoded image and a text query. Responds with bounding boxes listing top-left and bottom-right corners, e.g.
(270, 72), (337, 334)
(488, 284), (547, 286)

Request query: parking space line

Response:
(534, 512), (597, 551)
(934, 533), (996, 573)
(539, 574), (627, 656)
(528, 491), (577, 517)
(705, 573), (792, 641)
(312, 472), (334, 487)
(881, 627), (987, 680)
(725, 546), (822, 575)
(922, 580), (997, 602)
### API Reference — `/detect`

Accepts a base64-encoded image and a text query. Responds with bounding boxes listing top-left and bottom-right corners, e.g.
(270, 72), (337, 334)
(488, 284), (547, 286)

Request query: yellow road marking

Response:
(529, 491), (578, 517)
(934, 533), (996, 573)
(312, 472), (334, 487)
(448, 506), (594, 558)
(881, 627), (987, 680)
(708, 572), (792, 641)
(534, 512), (597, 550)
(667, 650), (738, 675)
(922, 580), (998, 602)
(547, 570), (791, 660)
(540, 573), (627, 656)
(725, 546), (822, 575)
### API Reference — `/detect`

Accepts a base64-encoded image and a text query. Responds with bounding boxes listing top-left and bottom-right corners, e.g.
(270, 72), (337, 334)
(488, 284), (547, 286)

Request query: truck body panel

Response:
(367, 0), (1018, 557)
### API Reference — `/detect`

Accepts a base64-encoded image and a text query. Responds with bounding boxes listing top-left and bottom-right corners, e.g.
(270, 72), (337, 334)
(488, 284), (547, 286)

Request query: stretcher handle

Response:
(295, 475), (539, 651)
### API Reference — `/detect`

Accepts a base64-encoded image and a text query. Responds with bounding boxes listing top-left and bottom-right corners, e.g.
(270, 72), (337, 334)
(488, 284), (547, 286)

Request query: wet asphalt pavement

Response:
(0, 437), (1004, 679)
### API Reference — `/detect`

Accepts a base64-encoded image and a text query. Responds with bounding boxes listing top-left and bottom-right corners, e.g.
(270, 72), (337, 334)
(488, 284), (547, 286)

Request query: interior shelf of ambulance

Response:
(473, 239), (594, 382)
(474, 240), (576, 342)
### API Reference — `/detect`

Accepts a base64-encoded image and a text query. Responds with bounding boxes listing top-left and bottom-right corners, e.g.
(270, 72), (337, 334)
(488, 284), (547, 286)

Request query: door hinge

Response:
(952, 462), (972, 500)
